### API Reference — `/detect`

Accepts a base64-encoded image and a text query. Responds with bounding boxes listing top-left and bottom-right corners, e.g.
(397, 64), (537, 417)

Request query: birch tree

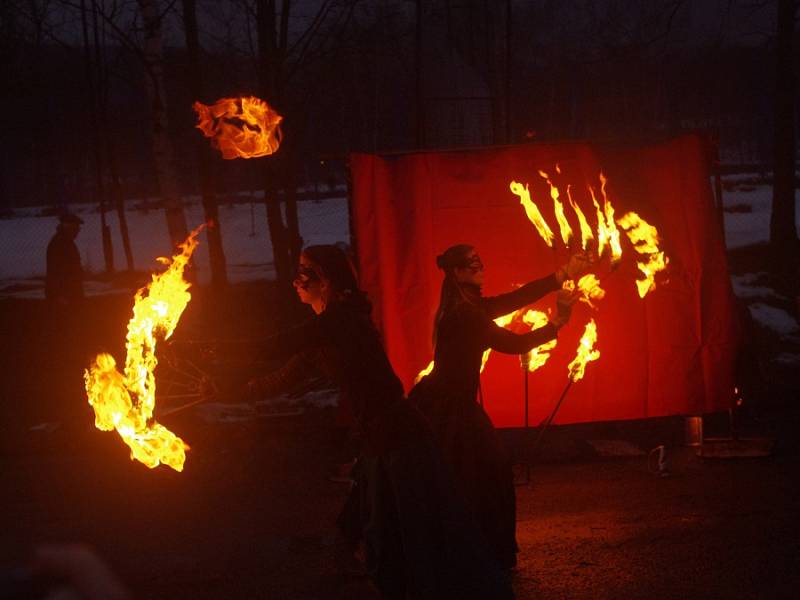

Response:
(138, 0), (189, 248)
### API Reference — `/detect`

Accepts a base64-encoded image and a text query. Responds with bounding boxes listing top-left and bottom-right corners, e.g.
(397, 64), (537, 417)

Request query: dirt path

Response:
(2, 409), (799, 599)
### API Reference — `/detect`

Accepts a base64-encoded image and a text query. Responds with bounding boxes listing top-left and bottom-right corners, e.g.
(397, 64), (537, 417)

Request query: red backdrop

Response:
(349, 134), (739, 427)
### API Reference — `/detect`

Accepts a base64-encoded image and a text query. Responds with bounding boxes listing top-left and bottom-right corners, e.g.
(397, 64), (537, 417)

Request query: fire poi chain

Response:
(84, 225), (206, 472)
(86, 95), (284, 472)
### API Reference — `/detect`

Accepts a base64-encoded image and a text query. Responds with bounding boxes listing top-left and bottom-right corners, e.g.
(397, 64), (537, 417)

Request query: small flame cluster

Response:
(509, 166), (668, 381)
(193, 96), (282, 159)
(84, 225), (205, 471)
(511, 168), (667, 298)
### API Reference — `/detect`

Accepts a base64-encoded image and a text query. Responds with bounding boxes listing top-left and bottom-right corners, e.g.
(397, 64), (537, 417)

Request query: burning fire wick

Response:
(193, 96), (283, 159)
(83, 225), (206, 472)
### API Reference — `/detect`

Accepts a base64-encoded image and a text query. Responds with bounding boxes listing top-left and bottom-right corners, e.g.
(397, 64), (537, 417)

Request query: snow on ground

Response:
(721, 178), (800, 249)
(1, 174), (794, 293)
(0, 195), (349, 297)
(773, 352), (800, 366)
(195, 388), (339, 423)
(747, 302), (800, 335)
(729, 272), (783, 300)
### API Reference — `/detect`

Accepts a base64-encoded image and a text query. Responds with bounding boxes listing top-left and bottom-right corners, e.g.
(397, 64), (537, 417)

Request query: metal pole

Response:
(517, 352), (531, 485)
(523, 359), (530, 483)
(531, 378), (574, 455)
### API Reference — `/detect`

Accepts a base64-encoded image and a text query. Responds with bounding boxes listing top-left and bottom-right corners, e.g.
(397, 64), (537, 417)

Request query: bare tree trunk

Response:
(279, 0), (301, 267)
(106, 146), (135, 271)
(90, 0), (134, 271)
(80, 0), (114, 273)
(770, 0), (799, 270)
(257, 0), (291, 285)
(138, 0), (188, 248)
(182, 0), (228, 288)
(284, 151), (302, 266)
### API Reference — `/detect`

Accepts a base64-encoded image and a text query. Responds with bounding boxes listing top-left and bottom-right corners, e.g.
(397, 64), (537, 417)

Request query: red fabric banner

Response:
(350, 134), (739, 427)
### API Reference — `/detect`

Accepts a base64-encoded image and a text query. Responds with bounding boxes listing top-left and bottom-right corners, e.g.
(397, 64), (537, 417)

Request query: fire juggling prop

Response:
(193, 96), (283, 159)
(416, 168), (667, 388)
(531, 319), (601, 453)
(510, 166), (668, 441)
(84, 225), (205, 471)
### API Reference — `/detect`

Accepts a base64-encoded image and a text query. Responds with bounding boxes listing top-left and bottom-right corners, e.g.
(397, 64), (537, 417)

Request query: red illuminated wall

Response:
(350, 134), (739, 427)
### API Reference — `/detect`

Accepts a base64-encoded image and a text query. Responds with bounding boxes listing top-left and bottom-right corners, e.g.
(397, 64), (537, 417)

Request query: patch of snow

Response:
(720, 179), (800, 249)
(0, 197), (350, 298)
(586, 439), (644, 456)
(748, 302), (800, 335)
(195, 402), (257, 424)
(729, 272), (791, 301)
(730, 272), (781, 299)
(772, 353), (800, 365)
(289, 387), (340, 409)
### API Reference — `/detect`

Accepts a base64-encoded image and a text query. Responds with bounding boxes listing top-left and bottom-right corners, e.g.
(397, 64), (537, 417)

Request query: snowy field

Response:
(1, 176), (798, 341)
(0, 194), (349, 297)
(722, 175), (800, 250)
(2, 175), (797, 291)
(3, 175), (798, 421)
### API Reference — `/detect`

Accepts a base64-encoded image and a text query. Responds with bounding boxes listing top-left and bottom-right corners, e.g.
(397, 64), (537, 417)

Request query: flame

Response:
(539, 170), (573, 246)
(599, 173), (623, 262)
(567, 185), (594, 250)
(414, 360), (435, 384)
(589, 186), (608, 257)
(568, 319), (600, 382)
(589, 176), (622, 263)
(575, 274), (606, 308)
(521, 310), (558, 371)
(510, 181), (555, 247)
(616, 212), (668, 298)
(84, 225), (205, 471)
(193, 96), (282, 159)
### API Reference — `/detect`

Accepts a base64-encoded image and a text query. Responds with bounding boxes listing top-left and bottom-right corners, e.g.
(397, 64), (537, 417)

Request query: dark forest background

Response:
(1, 0), (797, 285)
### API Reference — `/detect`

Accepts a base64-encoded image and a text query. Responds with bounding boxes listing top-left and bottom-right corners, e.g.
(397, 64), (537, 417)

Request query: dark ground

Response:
(1, 264), (799, 599)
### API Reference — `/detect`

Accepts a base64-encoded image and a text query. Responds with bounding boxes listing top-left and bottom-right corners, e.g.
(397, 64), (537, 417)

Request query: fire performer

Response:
(248, 245), (512, 599)
(409, 245), (592, 570)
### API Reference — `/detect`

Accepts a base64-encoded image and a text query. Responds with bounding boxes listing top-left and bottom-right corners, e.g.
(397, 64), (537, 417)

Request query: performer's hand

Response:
(552, 288), (578, 328)
(557, 250), (596, 282)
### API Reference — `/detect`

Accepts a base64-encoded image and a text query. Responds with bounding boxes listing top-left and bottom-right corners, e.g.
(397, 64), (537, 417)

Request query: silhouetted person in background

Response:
(44, 212), (86, 423)
(46, 212), (84, 307)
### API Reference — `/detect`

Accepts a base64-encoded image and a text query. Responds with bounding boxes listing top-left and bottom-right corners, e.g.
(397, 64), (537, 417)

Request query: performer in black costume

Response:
(249, 245), (512, 599)
(409, 244), (592, 570)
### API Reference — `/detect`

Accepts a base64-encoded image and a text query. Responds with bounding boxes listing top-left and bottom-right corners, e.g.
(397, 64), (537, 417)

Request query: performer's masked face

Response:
(293, 256), (324, 309)
(453, 249), (485, 287)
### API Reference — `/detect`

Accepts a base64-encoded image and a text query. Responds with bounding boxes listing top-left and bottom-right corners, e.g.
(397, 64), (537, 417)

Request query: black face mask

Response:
(462, 255), (484, 273)
(294, 265), (320, 290)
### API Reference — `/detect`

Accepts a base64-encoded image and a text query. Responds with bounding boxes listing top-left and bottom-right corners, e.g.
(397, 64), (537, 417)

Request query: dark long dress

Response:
(409, 274), (561, 570)
(252, 296), (513, 599)
(46, 230), (84, 304)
